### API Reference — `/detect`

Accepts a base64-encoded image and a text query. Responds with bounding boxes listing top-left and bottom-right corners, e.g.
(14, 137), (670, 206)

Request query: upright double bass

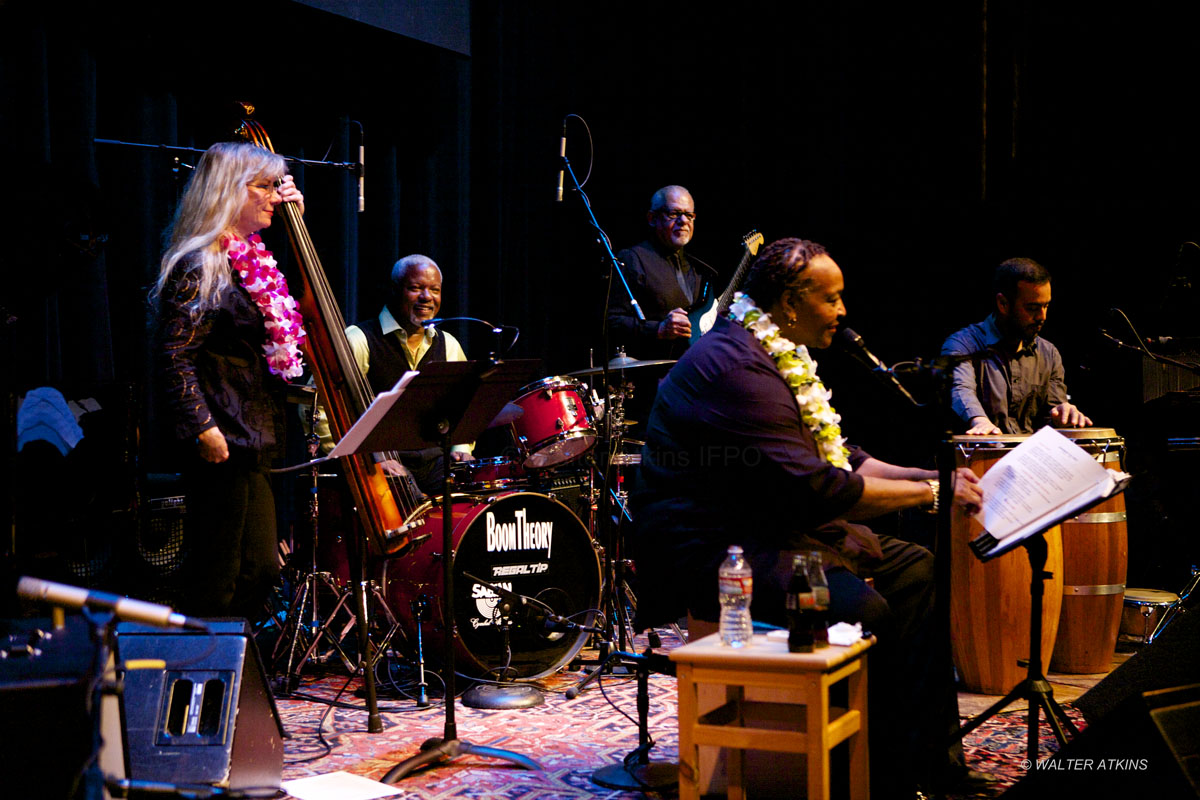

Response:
(238, 116), (425, 557)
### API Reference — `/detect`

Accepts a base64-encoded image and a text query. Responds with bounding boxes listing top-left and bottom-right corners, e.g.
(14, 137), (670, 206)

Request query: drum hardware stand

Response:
(1151, 564), (1199, 643)
(272, 416), (359, 690)
(411, 595), (432, 707)
(953, 533), (1080, 759)
(339, 357), (541, 782)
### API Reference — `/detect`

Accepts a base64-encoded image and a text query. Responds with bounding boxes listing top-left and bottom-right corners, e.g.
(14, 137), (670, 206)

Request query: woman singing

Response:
(153, 142), (306, 618)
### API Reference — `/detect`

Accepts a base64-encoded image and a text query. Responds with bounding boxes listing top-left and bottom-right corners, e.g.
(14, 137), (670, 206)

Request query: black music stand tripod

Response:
(952, 531), (1079, 761)
(332, 359), (543, 782)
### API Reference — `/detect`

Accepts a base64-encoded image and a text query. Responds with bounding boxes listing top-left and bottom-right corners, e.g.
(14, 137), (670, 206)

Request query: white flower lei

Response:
(225, 234), (307, 380)
(728, 292), (851, 470)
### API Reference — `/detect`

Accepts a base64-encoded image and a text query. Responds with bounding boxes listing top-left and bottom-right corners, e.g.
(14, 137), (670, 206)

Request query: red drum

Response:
(451, 456), (527, 493)
(385, 492), (601, 679)
(510, 377), (598, 469)
(950, 435), (1064, 695)
(1051, 428), (1128, 673)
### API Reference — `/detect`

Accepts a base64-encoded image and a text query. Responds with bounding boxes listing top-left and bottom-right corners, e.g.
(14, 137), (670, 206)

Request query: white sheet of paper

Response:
(281, 771), (403, 800)
(327, 370), (419, 459)
(975, 426), (1111, 541)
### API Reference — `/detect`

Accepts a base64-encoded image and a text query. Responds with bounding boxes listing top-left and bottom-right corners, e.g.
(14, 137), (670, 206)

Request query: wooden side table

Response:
(670, 632), (874, 800)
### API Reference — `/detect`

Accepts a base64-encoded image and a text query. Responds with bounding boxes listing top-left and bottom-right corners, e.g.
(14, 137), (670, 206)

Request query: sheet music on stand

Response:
(968, 426), (1133, 561)
(328, 359), (541, 457)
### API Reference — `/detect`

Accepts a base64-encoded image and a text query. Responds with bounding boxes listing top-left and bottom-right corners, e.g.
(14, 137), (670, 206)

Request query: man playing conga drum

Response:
(942, 257), (1092, 434)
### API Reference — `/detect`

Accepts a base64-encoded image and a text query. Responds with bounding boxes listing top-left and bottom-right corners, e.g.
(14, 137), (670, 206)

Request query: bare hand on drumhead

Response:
(953, 467), (983, 516)
(278, 174), (305, 216)
(378, 458), (411, 477)
(657, 308), (692, 340)
(450, 450), (474, 462)
(197, 426), (229, 463)
(1050, 402), (1092, 428)
(965, 416), (1002, 435)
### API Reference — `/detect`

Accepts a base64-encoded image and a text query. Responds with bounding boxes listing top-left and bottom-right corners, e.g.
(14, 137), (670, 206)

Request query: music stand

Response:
(950, 479), (1127, 762)
(332, 359), (545, 782)
(952, 531), (1080, 760)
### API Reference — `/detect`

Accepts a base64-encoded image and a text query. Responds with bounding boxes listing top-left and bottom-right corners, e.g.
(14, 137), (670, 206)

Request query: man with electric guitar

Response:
(608, 186), (764, 361)
(607, 185), (714, 361)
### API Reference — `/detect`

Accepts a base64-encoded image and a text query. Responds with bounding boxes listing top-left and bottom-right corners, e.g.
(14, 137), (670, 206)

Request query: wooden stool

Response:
(670, 632), (874, 800)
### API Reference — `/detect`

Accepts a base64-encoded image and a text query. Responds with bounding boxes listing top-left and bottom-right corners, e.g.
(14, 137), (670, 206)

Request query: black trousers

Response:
(181, 450), (279, 619)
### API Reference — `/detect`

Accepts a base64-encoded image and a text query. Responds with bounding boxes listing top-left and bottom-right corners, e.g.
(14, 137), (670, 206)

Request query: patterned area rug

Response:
(274, 638), (1085, 799)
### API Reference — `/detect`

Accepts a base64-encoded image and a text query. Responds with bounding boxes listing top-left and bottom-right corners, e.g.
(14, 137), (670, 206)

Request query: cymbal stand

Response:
(568, 378), (638, 695)
(272, 411), (357, 689)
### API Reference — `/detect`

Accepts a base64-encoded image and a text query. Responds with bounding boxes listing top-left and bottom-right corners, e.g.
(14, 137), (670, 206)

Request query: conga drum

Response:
(950, 435), (1063, 695)
(1050, 428), (1128, 673)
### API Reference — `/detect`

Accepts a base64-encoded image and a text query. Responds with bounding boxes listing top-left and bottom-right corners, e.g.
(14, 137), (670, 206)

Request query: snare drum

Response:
(451, 456), (527, 493)
(950, 435), (1064, 694)
(510, 376), (598, 469)
(1119, 588), (1179, 646)
(1051, 428), (1128, 673)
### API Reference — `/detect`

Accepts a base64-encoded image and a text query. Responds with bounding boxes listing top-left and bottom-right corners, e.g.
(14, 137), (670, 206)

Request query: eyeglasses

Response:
(659, 209), (696, 222)
(247, 181), (281, 196)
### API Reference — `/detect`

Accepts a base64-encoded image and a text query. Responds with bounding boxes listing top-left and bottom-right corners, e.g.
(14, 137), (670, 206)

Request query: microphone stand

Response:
(573, 647), (678, 792)
(560, 151), (640, 680)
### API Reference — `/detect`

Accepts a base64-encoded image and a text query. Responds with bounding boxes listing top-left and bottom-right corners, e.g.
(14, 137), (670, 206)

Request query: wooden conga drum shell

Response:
(1050, 429), (1128, 674)
(950, 436), (1063, 695)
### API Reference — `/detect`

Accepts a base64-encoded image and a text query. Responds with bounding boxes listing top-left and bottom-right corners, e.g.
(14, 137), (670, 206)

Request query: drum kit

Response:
(271, 352), (675, 692)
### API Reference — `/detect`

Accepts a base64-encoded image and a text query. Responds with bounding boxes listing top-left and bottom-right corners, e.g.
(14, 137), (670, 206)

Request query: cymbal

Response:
(569, 356), (676, 377)
(285, 383), (318, 404)
(488, 402), (524, 428)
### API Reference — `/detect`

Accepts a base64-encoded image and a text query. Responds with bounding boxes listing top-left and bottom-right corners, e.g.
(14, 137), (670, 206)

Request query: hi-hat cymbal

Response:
(488, 402), (524, 428)
(569, 357), (676, 377)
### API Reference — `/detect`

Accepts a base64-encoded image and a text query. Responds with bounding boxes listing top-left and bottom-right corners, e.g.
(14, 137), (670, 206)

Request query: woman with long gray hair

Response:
(153, 141), (305, 618)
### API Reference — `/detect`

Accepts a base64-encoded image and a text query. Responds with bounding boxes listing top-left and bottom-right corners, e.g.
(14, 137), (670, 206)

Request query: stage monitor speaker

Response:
(114, 619), (284, 793)
(1003, 682), (1200, 798)
(1076, 604), (1199, 723)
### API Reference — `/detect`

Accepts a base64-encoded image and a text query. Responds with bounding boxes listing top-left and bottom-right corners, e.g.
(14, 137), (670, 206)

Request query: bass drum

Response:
(385, 492), (601, 680)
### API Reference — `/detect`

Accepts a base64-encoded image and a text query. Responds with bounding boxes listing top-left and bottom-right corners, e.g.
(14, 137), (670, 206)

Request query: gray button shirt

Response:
(941, 313), (1069, 434)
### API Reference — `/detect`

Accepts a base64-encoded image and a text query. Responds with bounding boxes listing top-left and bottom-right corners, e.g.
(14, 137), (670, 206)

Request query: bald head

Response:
(647, 185), (696, 251)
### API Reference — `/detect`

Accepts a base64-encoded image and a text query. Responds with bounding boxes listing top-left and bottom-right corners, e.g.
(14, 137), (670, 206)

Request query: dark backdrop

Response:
(4, 1), (1199, 590)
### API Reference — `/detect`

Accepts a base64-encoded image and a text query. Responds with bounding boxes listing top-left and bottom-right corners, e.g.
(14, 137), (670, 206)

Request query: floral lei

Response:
(728, 292), (851, 470)
(225, 234), (307, 379)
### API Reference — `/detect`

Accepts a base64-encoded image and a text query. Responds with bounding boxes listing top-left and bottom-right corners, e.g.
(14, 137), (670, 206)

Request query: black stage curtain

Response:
(4, 1), (1200, 590)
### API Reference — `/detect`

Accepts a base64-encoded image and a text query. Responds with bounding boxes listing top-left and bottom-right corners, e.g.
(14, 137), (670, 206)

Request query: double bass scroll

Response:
(237, 115), (423, 556)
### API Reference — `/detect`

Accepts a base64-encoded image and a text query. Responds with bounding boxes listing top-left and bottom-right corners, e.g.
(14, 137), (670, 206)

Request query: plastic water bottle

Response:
(718, 545), (754, 647)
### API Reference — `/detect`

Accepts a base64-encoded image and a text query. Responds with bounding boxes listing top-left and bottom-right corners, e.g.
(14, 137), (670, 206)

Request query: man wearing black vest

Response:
(317, 254), (471, 494)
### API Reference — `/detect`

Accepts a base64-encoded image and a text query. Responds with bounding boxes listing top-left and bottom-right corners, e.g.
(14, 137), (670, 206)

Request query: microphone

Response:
(357, 137), (365, 213)
(461, 572), (606, 636)
(555, 119), (566, 203)
(837, 327), (920, 407)
(17, 576), (209, 631)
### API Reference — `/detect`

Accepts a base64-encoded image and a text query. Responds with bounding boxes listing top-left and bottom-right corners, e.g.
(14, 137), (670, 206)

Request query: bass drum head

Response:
(390, 492), (600, 680)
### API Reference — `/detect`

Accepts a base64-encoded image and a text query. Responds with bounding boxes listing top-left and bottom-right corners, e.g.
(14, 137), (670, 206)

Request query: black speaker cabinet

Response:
(0, 616), (97, 799)
(1004, 683), (1200, 798)
(114, 619), (284, 792)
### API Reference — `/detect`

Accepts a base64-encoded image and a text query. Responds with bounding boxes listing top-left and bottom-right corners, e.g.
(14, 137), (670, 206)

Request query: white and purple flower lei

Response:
(225, 234), (307, 379)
